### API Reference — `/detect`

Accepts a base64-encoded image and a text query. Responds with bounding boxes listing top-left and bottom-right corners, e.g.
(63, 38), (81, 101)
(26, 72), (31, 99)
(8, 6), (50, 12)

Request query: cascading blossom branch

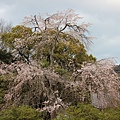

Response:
(77, 58), (120, 108)
(22, 9), (93, 50)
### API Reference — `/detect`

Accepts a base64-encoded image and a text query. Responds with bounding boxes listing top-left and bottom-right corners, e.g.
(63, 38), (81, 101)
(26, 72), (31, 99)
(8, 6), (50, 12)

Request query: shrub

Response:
(54, 103), (120, 120)
(0, 105), (43, 120)
(102, 107), (120, 120)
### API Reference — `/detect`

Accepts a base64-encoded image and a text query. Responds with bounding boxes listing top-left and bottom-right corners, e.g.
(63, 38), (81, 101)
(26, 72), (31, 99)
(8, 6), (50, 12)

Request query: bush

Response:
(0, 105), (43, 120)
(0, 75), (10, 107)
(103, 108), (120, 120)
(54, 103), (120, 120)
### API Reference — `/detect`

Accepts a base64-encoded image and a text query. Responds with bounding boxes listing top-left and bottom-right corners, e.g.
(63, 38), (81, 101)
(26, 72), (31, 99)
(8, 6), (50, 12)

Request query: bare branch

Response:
(34, 15), (42, 32)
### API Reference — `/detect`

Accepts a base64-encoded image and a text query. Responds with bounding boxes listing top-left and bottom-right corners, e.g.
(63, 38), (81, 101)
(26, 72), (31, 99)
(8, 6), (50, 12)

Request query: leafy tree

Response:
(1, 25), (32, 51)
(12, 9), (95, 70)
(53, 38), (96, 70)
(0, 10), (96, 69)
(33, 31), (96, 70)
(1, 25), (33, 63)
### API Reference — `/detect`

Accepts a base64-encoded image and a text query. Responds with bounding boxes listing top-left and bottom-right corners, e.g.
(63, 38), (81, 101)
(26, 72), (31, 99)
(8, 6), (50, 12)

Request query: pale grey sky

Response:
(1, 0), (120, 64)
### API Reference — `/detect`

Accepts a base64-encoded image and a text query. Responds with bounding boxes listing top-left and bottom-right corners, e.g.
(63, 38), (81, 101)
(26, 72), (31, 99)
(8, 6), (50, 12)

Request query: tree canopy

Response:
(0, 9), (96, 70)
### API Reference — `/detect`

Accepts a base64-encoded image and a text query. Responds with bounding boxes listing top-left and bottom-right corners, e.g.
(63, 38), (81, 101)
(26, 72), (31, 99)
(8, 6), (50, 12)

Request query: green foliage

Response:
(1, 23), (96, 70)
(0, 105), (43, 120)
(41, 59), (50, 68)
(1, 25), (32, 50)
(87, 54), (96, 62)
(31, 28), (96, 70)
(0, 75), (10, 108)
(103, 107), (120, 120)
(54, 103), (120, 120)
(11, 25), (32, 35)
(54, 67), (68, 76)
(1, 25), (34, 63)
(0, 49), (13, 64)
(54, 38), (96, 70)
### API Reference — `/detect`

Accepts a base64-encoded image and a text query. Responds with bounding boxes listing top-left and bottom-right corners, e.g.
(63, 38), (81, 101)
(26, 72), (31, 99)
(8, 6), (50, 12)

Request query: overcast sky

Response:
(1, 0), (120, 64)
